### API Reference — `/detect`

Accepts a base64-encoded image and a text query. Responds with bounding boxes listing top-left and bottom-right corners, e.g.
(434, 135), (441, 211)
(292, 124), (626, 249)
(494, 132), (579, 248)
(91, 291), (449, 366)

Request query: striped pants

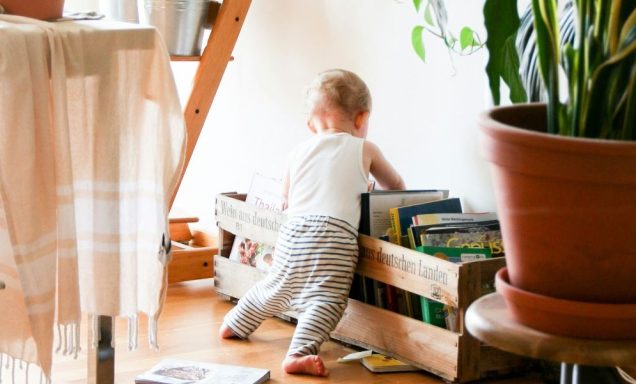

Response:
(223, 215), (358, 356)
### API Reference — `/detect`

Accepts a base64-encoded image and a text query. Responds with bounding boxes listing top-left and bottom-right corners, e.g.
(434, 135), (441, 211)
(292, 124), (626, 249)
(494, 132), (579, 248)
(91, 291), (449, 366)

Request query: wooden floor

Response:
(44, 279), (547, 383)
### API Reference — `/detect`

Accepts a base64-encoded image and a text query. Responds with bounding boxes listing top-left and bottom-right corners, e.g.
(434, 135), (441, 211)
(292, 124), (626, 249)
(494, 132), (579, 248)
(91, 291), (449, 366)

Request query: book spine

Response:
(406, 227), (417, 249)
(388, 207), (402, 246)
(359, 193), (370, 235)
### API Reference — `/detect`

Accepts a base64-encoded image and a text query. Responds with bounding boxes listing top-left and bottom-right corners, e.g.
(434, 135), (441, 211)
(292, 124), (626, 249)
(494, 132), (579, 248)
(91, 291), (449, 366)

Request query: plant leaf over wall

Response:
(484, 0), (528, 105)
(412, 25), (426, 62)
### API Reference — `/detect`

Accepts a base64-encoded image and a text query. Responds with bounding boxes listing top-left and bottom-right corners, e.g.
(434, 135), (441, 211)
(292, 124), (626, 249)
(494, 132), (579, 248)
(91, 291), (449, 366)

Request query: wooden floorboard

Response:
(41, 279), (546, 383)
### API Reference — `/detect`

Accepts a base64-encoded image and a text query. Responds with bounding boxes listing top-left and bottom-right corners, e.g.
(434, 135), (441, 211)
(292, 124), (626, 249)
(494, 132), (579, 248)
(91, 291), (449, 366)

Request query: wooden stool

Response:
(466, 293), (636, 384)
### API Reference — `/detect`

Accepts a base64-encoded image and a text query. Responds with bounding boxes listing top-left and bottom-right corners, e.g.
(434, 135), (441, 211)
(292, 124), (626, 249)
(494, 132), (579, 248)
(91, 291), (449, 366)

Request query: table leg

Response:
(88, 316), (115, 384)
(560, 363), (622, 384)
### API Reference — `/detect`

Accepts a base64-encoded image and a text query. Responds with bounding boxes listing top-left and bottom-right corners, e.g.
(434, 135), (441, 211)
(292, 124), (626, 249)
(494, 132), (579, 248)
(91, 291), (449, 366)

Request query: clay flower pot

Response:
(479, 103), (636, 337)
(2, 0), (65, 20)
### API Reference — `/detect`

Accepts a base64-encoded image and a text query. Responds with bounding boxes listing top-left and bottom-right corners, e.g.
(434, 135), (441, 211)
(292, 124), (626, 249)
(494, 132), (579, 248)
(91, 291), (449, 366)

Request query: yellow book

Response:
(388, 207), (402, 245)
(361, 354), (419, 373)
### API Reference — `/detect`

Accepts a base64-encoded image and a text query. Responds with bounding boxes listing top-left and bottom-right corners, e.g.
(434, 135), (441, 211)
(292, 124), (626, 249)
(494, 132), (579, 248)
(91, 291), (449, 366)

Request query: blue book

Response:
(389, 198), (462, 246)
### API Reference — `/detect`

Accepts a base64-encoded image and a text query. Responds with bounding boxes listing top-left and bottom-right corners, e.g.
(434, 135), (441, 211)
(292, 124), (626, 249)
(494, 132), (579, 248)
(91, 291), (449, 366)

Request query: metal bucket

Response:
(99, 0), (139, 23)
(141, 0), (211, 56)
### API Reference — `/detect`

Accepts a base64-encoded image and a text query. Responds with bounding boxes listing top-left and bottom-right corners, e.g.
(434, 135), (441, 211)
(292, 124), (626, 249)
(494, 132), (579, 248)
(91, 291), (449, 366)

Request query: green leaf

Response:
(413, 0), (423, 12)
(623, 64), (636, 139)
(412, 25), (426, 62)
(502, 36), (529, 103)
(424, 3), (435, 26)
(532, 0), (560, 134)
(484, 0), (524, 105)
(460, 27), (474, 50)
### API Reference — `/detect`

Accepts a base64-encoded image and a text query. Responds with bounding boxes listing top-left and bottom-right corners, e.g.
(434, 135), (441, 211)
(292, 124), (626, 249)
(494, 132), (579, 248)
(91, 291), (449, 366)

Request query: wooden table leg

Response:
(88, 316), (115, 384)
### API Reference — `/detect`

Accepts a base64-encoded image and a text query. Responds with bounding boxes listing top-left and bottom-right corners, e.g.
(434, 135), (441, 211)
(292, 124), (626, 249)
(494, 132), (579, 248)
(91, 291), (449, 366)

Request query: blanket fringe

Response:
(0, 353), (50, 384)
(54, 322), (81, 357)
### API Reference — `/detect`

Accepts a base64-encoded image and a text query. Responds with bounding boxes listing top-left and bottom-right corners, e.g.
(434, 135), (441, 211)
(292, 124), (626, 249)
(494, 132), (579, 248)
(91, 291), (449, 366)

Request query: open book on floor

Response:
(135, 358), (270, 384)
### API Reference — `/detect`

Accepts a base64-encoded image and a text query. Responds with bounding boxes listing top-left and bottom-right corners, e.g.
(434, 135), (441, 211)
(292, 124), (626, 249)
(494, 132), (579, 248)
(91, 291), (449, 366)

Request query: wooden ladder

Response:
(170, 0), (252, 207)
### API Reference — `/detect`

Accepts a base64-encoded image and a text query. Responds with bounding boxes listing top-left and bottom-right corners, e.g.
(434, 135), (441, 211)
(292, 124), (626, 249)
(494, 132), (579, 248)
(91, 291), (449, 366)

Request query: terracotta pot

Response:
(496, 268), (636, 339)
(479, 103), (636, 304)
(2, 0), (65, 20)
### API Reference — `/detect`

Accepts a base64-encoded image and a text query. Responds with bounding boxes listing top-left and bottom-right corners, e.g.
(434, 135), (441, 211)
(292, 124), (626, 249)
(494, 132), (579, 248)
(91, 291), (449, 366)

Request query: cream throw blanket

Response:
(0, 16), (186, 381)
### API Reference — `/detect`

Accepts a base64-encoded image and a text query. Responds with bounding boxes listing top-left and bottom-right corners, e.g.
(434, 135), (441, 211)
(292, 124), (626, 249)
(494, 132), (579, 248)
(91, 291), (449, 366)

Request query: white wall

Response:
(66, 0), (500, 233)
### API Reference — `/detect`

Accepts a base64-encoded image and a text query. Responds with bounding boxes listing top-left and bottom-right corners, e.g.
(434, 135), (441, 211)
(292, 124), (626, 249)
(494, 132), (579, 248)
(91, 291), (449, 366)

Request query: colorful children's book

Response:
(422, 221), (504, 257)
(412, 212), (498, 226)
(361, 354), (420, 373)
(389, 197), (463, 246)
(135, 358), (270, 384)
(359, 189), (448, 237)
(228, 173), (285, 272)
(408, 219), (500, 249)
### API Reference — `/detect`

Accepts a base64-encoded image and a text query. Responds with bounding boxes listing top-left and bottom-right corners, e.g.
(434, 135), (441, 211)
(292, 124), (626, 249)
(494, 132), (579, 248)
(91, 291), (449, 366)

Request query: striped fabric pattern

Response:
(0, 16), (185, 382)
(224, 215), (358, 356)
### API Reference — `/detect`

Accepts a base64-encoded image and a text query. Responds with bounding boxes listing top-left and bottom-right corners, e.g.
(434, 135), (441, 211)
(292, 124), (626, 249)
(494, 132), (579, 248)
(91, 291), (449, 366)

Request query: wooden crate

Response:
(214, 193), (529, 383)
(168, 217), (217, 284)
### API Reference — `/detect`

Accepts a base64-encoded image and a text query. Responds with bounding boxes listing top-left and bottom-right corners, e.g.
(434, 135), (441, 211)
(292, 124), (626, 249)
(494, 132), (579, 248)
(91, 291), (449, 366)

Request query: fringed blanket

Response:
(0, 16), (186, 382)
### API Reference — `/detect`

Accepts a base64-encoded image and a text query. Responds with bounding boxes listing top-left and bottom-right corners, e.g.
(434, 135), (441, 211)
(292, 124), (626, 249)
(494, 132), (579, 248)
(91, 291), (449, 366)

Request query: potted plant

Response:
(478, 0), (636, 339)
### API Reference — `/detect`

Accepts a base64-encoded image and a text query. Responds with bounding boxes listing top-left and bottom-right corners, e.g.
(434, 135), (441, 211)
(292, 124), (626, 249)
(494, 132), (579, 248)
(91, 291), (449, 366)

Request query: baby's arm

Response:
(363, 141), (405, 190)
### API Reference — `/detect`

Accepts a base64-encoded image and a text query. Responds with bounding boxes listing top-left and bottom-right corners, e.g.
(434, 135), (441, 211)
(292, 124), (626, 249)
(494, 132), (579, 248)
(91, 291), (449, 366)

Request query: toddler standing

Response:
(219, 69), (405, 376)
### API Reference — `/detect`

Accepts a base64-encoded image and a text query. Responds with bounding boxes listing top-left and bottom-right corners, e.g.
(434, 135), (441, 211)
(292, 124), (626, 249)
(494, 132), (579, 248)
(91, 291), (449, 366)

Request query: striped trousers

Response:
(223, 215), (359, 356)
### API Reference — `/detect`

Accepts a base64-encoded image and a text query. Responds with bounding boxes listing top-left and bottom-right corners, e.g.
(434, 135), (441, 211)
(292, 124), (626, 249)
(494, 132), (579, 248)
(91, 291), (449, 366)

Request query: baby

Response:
(219, 69), (405, 376)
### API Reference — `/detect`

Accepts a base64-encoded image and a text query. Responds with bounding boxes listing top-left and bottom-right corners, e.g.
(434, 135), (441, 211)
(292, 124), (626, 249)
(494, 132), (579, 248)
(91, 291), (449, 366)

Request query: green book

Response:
(416, 246), (492, 263)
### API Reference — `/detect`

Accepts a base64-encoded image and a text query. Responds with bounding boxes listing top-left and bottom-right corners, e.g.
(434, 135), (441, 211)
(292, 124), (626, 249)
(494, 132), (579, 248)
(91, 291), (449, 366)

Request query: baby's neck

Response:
(313, 117), (356, 136)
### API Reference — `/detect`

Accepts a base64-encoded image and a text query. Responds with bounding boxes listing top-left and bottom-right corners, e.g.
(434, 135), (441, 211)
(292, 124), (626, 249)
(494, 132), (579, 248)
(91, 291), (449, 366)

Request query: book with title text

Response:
(389, 197), (463, 246)
(228, 173), (285, 272)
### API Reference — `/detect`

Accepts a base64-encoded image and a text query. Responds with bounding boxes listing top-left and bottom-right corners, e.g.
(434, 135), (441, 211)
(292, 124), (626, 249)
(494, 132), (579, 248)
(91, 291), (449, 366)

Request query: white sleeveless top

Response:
(286, 132), (369, 228)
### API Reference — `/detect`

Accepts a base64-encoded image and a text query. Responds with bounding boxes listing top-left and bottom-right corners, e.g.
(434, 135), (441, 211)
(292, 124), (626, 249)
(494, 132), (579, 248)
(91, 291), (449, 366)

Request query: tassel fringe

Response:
(0, 353), (50, 384)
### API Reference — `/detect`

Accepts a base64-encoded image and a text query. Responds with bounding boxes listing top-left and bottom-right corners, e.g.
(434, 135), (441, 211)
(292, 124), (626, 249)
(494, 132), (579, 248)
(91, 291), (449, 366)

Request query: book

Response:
(228, 173), (285, 272)
(359, 189), (448, 237)
(420, 298), (447, 328)
(408, 220), (500, 249)
(135, 358), (270, 384)
(389, 197), (463, 246)
(361, 354), (420, 373)
(417, 245), (492, 263)
(422, 221), (505, 257)
(412, 212), (498, 226)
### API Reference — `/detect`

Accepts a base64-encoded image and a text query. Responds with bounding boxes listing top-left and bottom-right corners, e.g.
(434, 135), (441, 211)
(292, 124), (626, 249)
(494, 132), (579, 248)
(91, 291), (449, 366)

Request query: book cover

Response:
(413, 212), (498, 226)
(420, 298), (447, 328)
(228, 173), (285, 272)
(389, 197), (463, 246)
(361, 354), (420, 373)
(417, 245), (492, 263)
(359, 189), (448, 237)
(135, 358), (270, 384)
(422, 221), (504, 257)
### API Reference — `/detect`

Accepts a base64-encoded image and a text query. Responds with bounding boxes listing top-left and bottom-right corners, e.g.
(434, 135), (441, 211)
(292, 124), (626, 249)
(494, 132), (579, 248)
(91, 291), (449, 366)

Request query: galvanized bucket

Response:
(141, 0), (211, 56)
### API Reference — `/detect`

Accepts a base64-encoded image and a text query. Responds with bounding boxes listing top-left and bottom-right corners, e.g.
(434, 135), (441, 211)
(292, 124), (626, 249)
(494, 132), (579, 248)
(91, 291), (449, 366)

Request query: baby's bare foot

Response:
(283, 355), (329, 377)
(219, 323), (240, 339)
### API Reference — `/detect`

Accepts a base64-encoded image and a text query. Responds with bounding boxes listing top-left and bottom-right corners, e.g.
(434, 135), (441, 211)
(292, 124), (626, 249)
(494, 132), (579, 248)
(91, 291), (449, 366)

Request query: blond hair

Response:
(306, 69), (372, 118)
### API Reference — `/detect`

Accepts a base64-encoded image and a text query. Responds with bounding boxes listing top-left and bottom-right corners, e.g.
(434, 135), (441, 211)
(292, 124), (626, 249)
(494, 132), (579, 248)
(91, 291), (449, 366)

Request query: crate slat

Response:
(332, 298), (460, 381)
(215, 194), (286, 246)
